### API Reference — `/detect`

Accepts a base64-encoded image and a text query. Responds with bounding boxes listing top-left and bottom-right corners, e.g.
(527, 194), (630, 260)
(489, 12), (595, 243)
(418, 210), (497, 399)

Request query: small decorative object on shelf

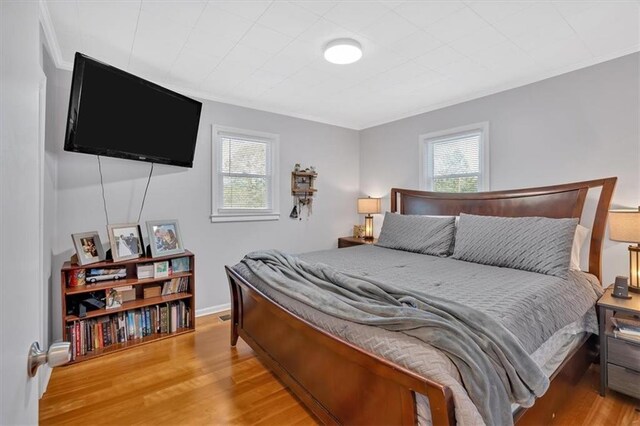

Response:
(136, 263), (154, 279)
(67, 269), (86, 287)
(353, 225), (365, 239)
(60, 250), (195, 363)
(146, 219), (185, 258)
(291, 164), (318, 220)
(71, 231), (105, 266)
(85, 268), (126, 284)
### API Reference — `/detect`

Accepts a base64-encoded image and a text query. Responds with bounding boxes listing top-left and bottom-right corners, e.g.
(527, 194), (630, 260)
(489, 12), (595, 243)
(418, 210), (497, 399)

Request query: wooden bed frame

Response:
(226, 177), (617, 425)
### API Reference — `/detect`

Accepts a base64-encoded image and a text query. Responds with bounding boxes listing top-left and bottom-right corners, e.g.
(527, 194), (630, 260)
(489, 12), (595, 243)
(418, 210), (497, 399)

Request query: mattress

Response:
(232, 245), (602, 425)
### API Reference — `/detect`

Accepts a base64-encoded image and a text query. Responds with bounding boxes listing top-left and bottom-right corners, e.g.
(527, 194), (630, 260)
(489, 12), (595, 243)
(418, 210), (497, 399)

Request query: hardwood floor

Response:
(41, 314), (639, 425)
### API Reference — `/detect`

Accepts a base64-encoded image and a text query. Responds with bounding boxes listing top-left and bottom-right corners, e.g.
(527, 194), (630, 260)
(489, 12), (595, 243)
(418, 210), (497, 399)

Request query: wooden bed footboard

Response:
(226, 266), (455, 425)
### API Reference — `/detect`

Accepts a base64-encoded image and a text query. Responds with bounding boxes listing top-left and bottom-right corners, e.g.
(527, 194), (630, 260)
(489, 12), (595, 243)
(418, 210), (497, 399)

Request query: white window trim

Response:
(211, 124), (280, 223)
(418, 122), (490, 192)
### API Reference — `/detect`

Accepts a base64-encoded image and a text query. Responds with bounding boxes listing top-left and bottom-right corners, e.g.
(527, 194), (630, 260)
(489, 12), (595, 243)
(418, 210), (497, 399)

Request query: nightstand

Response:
(338, 236), (377, 248)
(597, 288), (640, 398)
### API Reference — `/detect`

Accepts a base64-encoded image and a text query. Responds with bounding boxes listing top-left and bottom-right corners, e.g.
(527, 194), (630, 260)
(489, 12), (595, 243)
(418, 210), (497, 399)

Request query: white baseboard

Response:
(196, 303), (230, 317)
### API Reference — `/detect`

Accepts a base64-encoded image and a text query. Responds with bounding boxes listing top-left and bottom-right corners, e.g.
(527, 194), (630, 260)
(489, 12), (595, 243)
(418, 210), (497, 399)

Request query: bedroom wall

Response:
(45, 64), (360, 341)
(359, 52), (640, 286)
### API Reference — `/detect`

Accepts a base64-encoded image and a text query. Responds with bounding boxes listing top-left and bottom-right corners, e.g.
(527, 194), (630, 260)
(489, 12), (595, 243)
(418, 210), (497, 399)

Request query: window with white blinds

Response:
(211, 125), (280, 222)
(419, 123), (489, 192)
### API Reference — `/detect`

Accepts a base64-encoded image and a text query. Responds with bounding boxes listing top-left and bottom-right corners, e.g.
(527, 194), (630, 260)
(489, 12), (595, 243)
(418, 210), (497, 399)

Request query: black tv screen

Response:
(64, 52), (202, 168)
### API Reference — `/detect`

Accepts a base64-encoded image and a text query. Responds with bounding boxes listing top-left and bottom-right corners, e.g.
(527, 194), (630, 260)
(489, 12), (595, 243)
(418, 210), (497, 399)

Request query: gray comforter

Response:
(240, 250), (549, 426)
(233, 245), (602, 425)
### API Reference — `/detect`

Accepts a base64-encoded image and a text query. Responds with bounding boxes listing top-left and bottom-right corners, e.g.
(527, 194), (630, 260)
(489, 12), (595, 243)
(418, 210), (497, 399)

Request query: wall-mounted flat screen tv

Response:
(64, 52), (202, 168)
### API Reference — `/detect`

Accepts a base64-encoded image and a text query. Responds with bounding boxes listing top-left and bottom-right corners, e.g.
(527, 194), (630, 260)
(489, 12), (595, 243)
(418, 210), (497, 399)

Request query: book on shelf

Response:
(613, 327), (640, 343)
(66, 300), (191, 361)
(611, 312), (640, 332)
(161, 277), (189, 295)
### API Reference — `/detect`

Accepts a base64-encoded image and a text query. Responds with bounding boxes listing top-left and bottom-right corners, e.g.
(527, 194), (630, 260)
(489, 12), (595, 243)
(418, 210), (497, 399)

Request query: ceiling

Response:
(43, 1), (640, 130)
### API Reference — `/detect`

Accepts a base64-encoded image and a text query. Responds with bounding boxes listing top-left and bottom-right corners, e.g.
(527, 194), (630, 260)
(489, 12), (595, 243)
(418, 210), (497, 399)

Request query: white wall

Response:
(360, 53), (640, 286)
(45, 50), (639, 340)
(46, 65), (360, 340)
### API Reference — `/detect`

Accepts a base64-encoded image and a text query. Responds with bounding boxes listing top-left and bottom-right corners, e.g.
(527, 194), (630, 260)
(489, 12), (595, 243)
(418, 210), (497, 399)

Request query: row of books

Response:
(161, 276), (189, 295)
(65, 301), (191, 360)
(612, 313), (640, 342)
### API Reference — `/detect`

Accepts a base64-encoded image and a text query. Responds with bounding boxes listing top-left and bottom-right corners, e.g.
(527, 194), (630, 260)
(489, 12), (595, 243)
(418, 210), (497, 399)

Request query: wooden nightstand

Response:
(597, 288), (640, 399)
(338, 236), (377, 248)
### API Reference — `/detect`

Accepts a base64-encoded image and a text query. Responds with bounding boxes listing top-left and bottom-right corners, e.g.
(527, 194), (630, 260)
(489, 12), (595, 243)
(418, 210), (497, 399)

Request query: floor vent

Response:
(219, 314), (231, 322)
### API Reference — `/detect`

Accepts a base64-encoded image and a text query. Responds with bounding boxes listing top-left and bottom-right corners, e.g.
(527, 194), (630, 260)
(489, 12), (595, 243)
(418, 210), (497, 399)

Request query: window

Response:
(211, 125), (279, 222)
(419, 122), (489, 192)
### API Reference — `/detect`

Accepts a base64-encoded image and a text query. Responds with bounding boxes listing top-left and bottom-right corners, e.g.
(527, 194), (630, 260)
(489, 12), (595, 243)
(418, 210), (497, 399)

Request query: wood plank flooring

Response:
(41, 314), (639, 425)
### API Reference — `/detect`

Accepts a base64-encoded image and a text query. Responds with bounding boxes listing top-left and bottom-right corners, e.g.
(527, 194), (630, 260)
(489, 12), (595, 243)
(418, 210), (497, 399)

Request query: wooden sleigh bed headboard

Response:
(390, 177), (617, 283)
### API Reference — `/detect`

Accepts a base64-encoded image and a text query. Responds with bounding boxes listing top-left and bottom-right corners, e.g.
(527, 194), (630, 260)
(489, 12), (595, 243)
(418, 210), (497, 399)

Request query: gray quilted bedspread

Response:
(298, 245), (602, 354)
(232, 245), (602, 425)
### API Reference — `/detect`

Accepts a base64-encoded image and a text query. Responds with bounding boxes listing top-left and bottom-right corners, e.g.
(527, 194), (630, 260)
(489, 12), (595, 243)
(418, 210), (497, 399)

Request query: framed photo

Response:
(71, 231), (105, 266)
(146, 219), (185, 258)
(105, 288), (123, 310)
(107, 223), (143, 262)
(154, 261), (170, 278)
(171, 257), (190, 274)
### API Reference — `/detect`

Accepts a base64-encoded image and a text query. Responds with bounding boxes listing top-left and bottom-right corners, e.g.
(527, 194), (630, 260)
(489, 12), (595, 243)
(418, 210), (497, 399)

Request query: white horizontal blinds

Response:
(219, 134), (271, 210)
(431, 131), (481, 192)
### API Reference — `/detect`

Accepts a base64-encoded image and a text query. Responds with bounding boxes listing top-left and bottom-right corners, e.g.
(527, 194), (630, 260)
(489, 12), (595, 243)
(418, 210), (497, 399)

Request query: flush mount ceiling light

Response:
(324, 39), (363, 65)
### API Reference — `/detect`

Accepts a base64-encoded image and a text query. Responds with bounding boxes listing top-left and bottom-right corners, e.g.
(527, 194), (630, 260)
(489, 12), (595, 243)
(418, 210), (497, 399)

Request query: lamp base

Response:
(629, 285), (640, 294)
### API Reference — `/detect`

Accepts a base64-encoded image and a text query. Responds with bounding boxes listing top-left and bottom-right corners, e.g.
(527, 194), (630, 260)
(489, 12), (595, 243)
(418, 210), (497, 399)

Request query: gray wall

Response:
(360, 53), (640, 285)
(45, 64), (360, 340)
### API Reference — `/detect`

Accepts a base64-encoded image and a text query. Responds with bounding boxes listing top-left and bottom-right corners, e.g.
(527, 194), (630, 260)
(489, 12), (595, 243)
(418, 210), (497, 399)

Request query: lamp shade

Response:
(609, 209), (640, 243)
(357, 197), (381, 215)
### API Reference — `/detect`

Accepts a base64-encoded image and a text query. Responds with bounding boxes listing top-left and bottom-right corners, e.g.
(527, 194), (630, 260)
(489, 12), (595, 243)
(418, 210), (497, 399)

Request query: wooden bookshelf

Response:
(61, 250), (196, 364)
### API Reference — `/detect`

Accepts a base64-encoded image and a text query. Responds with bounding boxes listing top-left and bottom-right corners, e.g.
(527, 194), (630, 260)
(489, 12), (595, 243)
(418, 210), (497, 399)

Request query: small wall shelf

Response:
(290, 167), (318, 220)
(291, 170), (318, 195)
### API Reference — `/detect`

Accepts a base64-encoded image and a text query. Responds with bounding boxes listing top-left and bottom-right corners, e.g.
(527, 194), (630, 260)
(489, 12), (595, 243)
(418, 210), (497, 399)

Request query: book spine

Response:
(75, 321), (81, 358)
(171, 304), (177, 333)
(80, 320), (86, 355)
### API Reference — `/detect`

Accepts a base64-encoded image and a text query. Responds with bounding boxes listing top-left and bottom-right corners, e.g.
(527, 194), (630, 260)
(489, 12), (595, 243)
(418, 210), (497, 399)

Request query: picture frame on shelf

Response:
(171, 257), (190, 274)
(107, 223), (143, 262)
(71, 231), (105, 266)
(154, 261), (170, 278)
(105, 288), (123, 310)
(146, 219), (185, 258)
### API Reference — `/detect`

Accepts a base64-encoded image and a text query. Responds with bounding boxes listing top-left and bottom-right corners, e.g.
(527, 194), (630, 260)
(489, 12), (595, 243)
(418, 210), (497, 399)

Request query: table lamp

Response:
(609, 207), (640, 293)
(357, 197), (381, 241)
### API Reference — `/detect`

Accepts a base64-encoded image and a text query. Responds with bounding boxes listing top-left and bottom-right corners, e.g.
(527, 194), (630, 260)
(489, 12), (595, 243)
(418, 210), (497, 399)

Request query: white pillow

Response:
(571, 224), (590, 271)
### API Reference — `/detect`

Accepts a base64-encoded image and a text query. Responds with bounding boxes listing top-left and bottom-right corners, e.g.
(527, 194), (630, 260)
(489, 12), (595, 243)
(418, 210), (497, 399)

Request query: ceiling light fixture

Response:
(324, 38), (363, 65)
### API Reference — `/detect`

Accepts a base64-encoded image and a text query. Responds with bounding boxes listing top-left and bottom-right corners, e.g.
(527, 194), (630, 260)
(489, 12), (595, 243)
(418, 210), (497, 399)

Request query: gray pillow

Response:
(452, 213), (578, 278)
(375, 212), (456, 256)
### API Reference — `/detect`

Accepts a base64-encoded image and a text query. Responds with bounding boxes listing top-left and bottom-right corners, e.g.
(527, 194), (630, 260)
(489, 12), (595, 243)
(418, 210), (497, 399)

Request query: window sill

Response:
(210, 213), (280, 223)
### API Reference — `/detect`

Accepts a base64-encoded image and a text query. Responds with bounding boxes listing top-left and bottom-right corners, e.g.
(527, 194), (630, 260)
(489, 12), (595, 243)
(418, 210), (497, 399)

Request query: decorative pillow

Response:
(375, 212), (456, 256)
(452, 213), (578, 278)
(570, 224), (590, 271)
